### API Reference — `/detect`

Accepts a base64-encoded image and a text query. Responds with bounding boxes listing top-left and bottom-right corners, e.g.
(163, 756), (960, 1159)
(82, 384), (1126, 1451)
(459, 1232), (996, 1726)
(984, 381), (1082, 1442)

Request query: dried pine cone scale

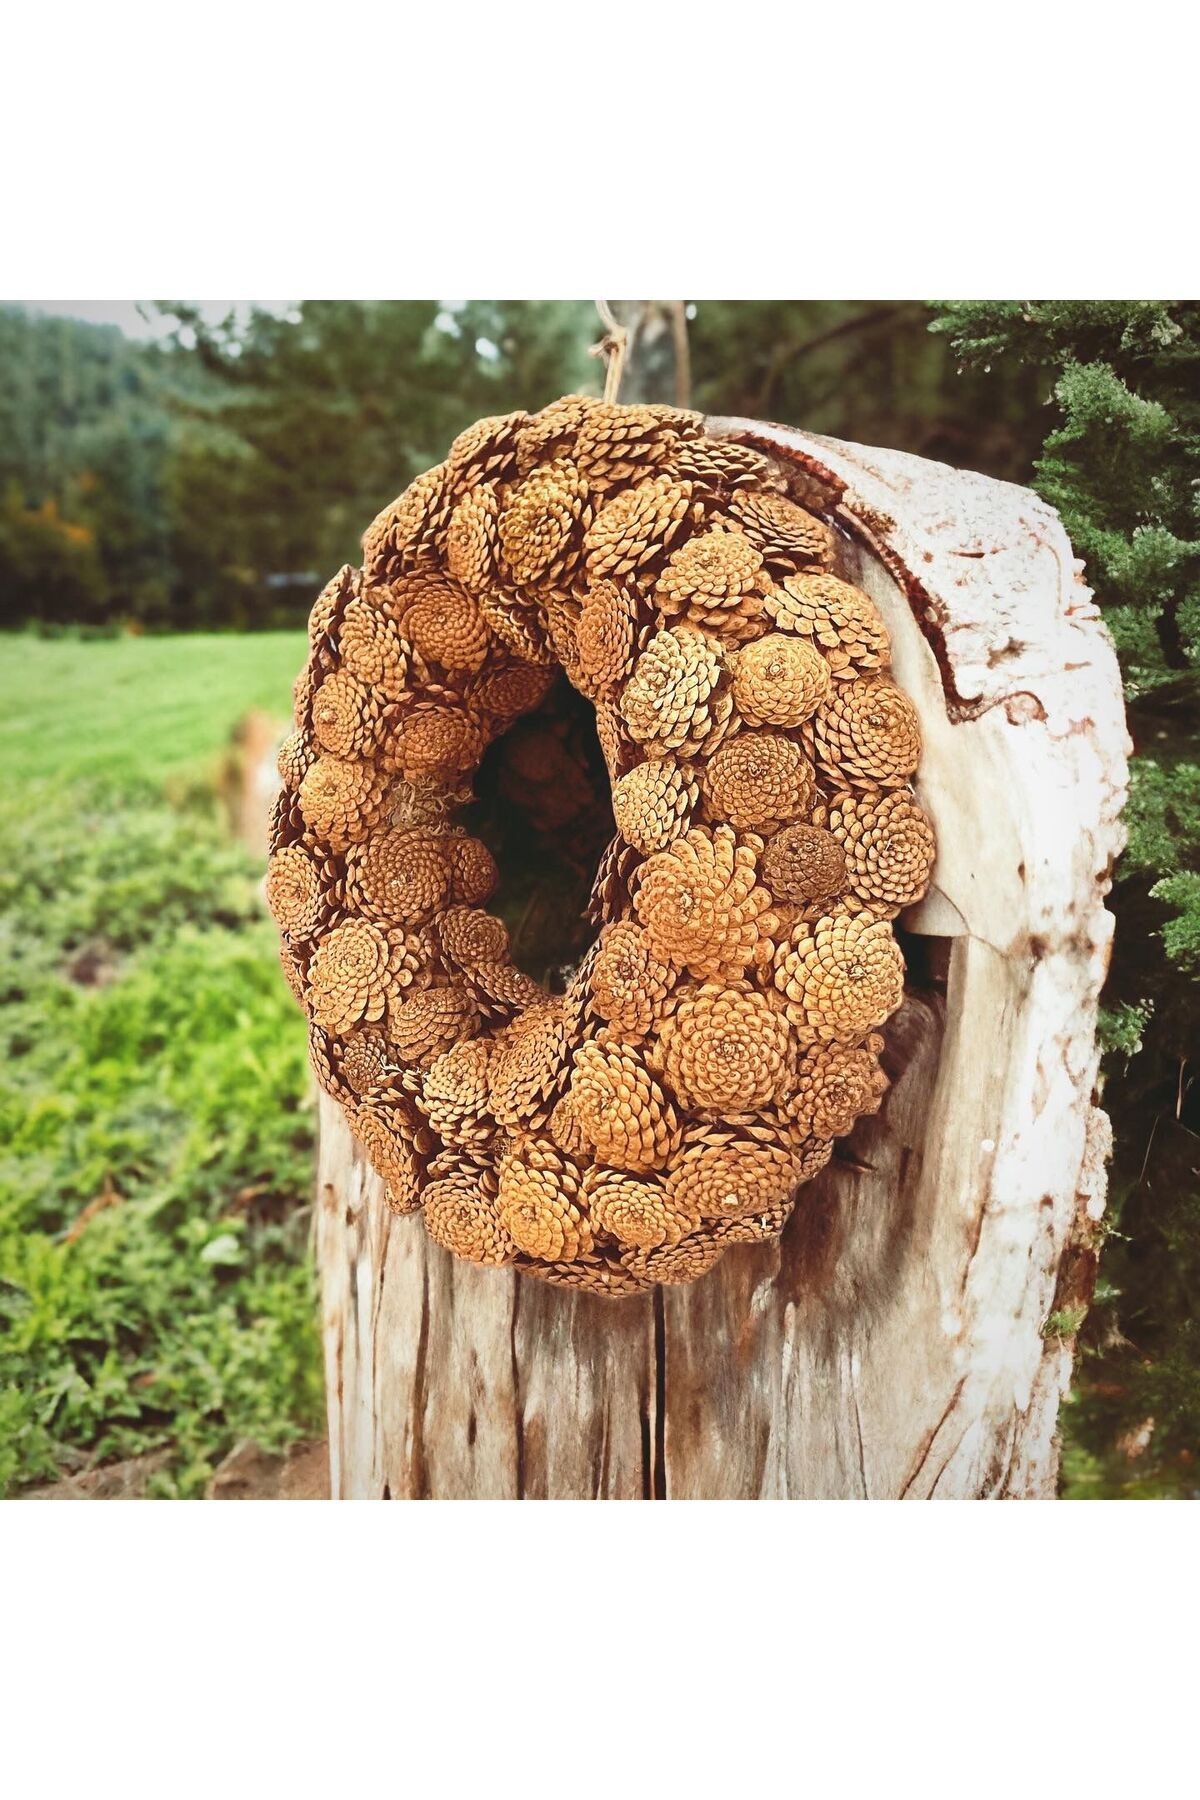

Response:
(275, 397), (933, 1289)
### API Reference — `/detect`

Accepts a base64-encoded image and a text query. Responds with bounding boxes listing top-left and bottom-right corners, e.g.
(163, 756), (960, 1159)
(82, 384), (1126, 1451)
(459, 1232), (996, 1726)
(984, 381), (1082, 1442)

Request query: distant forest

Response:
(0, 300), (1049, 630)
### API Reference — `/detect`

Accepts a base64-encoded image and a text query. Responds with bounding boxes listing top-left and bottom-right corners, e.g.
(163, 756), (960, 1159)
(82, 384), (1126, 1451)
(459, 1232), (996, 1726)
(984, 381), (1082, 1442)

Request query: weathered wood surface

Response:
(315, 420), (1129, 1500)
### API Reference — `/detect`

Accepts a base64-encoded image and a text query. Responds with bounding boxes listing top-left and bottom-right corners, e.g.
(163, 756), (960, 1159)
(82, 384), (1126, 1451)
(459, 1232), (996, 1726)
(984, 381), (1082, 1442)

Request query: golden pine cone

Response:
(619, 625), (724, 756)
(574, 579), (637, 696)
(653, 524), (767, 640)
(761, 822), (848, 904)
(362, 462), (454, 577)
(827, 789), (936, 911)
(419, 1039), (494, 1147)
(277, 729), (315, 792)
(569, 1038), (681, 1173)
(786, 1036), (888, 1138)
(514, 396), (594, 473)
(446, 833), (499, 905)
(730, 632), (831, 728)
(308, 568), (346, 651)
(547, 1092), (589, 1162)
(393, 573), (491, 673)
(594, 700), (636, 784)
(475, 588), (554, 665)
(424, 1176), (516, 1266)
(772, 911), (905, 1041)
(337, 595), (411, 702)
(388, 985), (478, 1068)
(469, 960), (546, 1019)
(670, 437), (776, 495)
(351, 1096), (424, 1212)
(293, 663), (316, 729)
(586, 833), (643, 928)
(611, 755), (698, 854)
(438, 904), (510, 970)
(385, 704), (484, 782)
(298, 754), (393, 852)
(701, 732), (814, 833)
(570, 401), (690, 487)
(765, 573), (891, 679)
(805, 677), (921, 788)
(728, 488), (834, 569)
(311, 669), (382, 759)
(265, 843), (335, 940)
(588, 921), (678, 1036)
(444, 479), (502, 589)
(497, 1146), (592, 1262)
(583, 474), (696, 580)
(634, 824), (777, 982)
(445, 411), (527, 485)
(582, 1167), (697, 1250)
(344, 826), (451, 921)
(489, 1001), (570, 1131)
(651, 981), (795, 1115)
(307, 918), (421, 1034)
(498, 457), (592, 587)
(664, 1126), (806, 1221)
(520, 1257), (652, 1297)
(621, 1234), (726, 1285)
(470, 661), (556, 723)
(308, 1024), (355, 1104)
(339, 1030), (393, 1097)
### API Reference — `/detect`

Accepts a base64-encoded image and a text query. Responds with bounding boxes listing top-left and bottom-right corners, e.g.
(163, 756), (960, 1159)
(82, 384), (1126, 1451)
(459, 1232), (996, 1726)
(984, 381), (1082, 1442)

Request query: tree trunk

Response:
(315, 420), (1129, 1499)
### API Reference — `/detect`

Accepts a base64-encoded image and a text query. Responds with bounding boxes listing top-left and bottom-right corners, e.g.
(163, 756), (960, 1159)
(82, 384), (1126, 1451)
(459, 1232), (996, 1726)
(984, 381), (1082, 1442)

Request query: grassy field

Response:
(0, 630), (318, 1497)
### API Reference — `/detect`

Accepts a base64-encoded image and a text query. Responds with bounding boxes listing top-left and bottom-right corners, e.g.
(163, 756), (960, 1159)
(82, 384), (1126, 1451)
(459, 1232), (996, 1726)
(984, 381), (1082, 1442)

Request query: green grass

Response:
(0, 630), (320, 1497)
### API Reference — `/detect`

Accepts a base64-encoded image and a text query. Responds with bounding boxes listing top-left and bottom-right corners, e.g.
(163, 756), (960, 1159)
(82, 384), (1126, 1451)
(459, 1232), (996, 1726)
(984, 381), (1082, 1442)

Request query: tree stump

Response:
(314, 420), (1129, 1499)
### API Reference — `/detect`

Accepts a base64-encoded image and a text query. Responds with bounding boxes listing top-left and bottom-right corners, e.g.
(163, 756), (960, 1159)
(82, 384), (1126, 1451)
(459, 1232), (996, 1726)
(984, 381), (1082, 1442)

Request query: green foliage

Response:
(934, 301), (1200, 1496)
(0, 636), (318, 1496)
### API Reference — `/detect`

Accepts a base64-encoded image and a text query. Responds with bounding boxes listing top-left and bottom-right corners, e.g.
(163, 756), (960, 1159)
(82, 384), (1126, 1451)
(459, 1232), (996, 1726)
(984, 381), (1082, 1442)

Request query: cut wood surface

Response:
(315, 421), (1129, 1499)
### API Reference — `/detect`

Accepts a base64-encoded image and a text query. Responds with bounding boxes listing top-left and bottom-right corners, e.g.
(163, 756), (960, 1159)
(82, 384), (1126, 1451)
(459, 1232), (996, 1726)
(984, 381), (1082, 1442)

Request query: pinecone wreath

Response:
(271, 397), (935, 1295)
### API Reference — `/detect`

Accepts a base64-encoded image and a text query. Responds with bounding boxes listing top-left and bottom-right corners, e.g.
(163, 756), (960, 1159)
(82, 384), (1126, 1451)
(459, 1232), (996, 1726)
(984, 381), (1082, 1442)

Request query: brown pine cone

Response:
(498, 457), (592, 587)
(731, 632), (831, 727)
(634, 824), (777, 982)
(569, 1038), (681, 1173)
(619, 625), (725, 756)
(424, 1176), (516, 1266)
(583, 474), (696, 580)
(805, 677), (921, 788)
(582, 1167), (697, 1250)
(761, 822), (848, 904)
(298, 755), (394, 852)
(307, 919), (423, 1034)
(650, 981), (795, 1115)
(652, 523), (767, 640)
(337, 594), (412, 701)
(497, 1145), (592, 1262)
(786, 1036), (888, 1138)
(827, 789), (936, 911)
(765, 573), (891, 679)
(701, 732), (814, 833)
(344, 826), (452, 921)
(574, 579), (638, 696)
(611, 756), (699, 854)
(588, 921), (678, 1036)
(728, 488), (834, 570)
(772, 911), (905, 1041)
(311, 669), (383, 759)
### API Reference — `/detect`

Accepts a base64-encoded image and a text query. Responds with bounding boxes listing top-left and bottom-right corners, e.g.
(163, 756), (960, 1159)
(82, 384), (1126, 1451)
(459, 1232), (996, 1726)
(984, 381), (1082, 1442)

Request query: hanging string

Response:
(589, 300), (629, 403)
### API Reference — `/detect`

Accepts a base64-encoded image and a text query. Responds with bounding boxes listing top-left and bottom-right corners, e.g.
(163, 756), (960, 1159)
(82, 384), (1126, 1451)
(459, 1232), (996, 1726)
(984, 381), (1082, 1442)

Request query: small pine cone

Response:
(498, 457), (592, 587)
(445, 479), (502, 588)
(362, 463), (454, 578)
(569, 1038), (681, 1173)
(547, 1092), (589, 1162)
(308, 918), (422, 1034)
(582, 1167), (697, 1251)
(470, 960), (546, 1019)
(827, 789), (935, 912)
(497, 1146), (592, 1262)
(731, 632), (831, 728)
(419, 1039), (494, 1147)
(514, 396), (594, 474)
(489, 1001), (571, 1131)
(728, 488), (834, 570)
(388, 985), (478, 1068)
(670, 437), (778, 495)
(266, 842), (337, 940)
(445, 412), (528, 486)
(611, 756), (698, 854)
(652, 524), (767, 640)
(424, 1176), (516, 1266)
(351, 1096), (425, 1212)
(543, 596), (581, 677)
(344, 826), (452, 921)
(594, 700), (637, 784)
(570, 401), (691, 487)
(701, 732), (814, 834)
(619, 625), (724, 755)
(393, 573), (491, 673)
(664, 1127), (807, 1221)
(277, 729), (315, 792)
(634, 824), (777, 982)
(446, 833), (499, 905)
(337, 595), (411, 702)
(339, 1030), (393, 1097)
(786, 1036), (888, 1138)
(772, 912), (905, 1041)
(804, 677), (921, 788)
(384, 704), (484, 782)
(761, 822), (848, 904)
(311, 670), (383, 759)
(650, 981), (795, 1115)
(575, 579), (638, 696)
(765, 573), (891, 679)
(279, 942), (308, 1008)
(620, 1234), (726, 1286)
(470, 662), (555, 724)
(589, 921), (678, 1036)
(426, 1143), (499, 1192)
(308, 1024), (354, 1103)
(583, 474), (696, 580)
(475, 588), (554, 665)
(586, 833), (643, 928)
(438, 904), (510, 971)
(298, 755), (393, 852)
(268, 786), (304, 857)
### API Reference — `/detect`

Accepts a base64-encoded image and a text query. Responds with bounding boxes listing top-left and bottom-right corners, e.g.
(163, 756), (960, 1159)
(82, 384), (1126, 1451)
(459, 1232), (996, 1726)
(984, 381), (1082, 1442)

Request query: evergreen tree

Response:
(933, 302), (1200, 1494)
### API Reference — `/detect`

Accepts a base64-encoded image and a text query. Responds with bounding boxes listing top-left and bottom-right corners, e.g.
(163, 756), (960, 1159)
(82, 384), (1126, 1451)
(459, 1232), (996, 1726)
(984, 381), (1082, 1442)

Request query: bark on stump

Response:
(315, 420), (1129, 1500)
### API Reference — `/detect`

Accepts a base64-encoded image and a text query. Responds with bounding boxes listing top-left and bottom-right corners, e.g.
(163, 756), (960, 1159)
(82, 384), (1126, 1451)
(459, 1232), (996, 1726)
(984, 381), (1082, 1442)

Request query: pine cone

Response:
(362, 462), (454, 578)
(569, 1038), (681, 1173)
(761, 822), (847, 904)
(650, 981), (795, 1115)
(786, 1036), (888, 1138)
(299, 755), (393, 852)
(350, 1096), (425, 1213)
(514, 396), (595, 474)
(664, 1125), (808, 1221)
(575, 579), (638, 696)
(583, 474), (696, 580)
(653, 523), (767, 640)
(277, 729), (315, 792)
(438, 904), (510, 971)
(670, 437), (777, 496)
(586, 832), (643, 927)
(497, 1145), (592, 1262)
(445, 479), (502, 589)
(387, 985), (477, 1068)
(337, 595), (412, 701)
(419, 1039), (495, 1147)
(384, 704), (483, 782)
(446, 833), (499, 904)
(611, 756), (698, 854)
(424, 1176), (516, 1266)
(307, 918), (422, 1034)
(619, 625), (725, 756)
(728, 488), (834, 570)
(445, 411), (527, 486)
(634, 824), (777, 981)
(339, 1030), (394, 1097)
(498, 457), (592, 587)
(620, 1234), (726, 1285)
(571, 400), (696, 487)
(765, 573), (891, 679)
(311, 669), (383, 759)
(582, 1167), (697, 1250)
(805, 677), (921, 787)
(827, 789), (936, 911)
(470, 662), (556, 724)
(731, 632), (831, 727)
(772, 911), (905, 1041)
(489, 1001), (570, 1131)
(266, 842), (338, 940)
(344, 826), (452, 921)
(393, 573), (491, 673)
(588, 921), (678, 1036)
(701, 732), (814, 833)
